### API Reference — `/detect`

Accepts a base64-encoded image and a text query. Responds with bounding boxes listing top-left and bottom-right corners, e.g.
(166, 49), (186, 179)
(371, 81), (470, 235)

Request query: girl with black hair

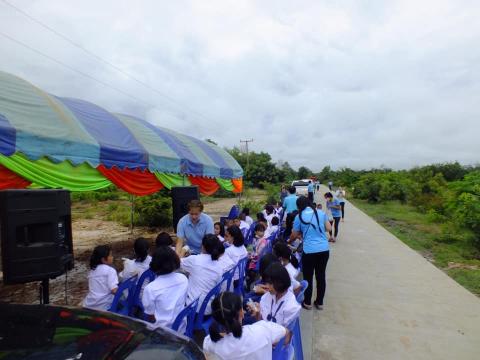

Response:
(119, 237), (152, 281)
(214, 221), (225, 242)
(290, 195), (331, 310)
(273, 242), (301, 293)
(249, 263), (301, 329)
(180, 234), (225, 315)
(224, 225), (248, 282)
(142, 246), (188, 329)
(204, 292), (287, 360)
(83, 245), (118, 311)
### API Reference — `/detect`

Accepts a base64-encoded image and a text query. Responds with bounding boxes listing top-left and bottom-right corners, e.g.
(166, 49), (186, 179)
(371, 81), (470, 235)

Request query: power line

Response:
(0, 30), (154, 107)
(1, 0), (217, 124)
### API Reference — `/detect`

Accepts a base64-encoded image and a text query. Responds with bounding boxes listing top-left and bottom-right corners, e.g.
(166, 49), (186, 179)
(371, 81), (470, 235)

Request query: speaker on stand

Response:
(0, 189), (74, 304)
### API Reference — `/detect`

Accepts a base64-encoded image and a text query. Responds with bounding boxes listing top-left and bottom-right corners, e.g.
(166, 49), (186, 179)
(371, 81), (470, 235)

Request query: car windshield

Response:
(293, 181), (310, 186)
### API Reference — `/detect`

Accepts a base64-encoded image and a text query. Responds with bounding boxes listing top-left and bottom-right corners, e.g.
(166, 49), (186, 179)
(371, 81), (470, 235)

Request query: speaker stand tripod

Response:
(39, 278), (50, 304)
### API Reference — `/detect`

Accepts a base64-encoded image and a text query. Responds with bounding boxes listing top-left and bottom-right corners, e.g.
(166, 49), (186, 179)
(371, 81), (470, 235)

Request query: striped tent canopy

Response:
(0, 71), (243, 196)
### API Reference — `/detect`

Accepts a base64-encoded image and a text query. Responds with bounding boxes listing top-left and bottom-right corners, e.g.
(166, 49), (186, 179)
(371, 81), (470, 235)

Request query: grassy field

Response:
(350, 199), (480, 296)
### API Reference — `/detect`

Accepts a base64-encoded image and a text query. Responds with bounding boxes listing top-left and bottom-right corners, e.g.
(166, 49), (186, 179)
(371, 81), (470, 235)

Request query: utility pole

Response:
(240, 138), (254, 174)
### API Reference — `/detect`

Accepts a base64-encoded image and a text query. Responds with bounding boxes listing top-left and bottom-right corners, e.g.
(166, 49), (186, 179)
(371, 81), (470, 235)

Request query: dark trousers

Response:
(308, 192), (314, 203)
(328, 217), (341, 238)
(340, 202), (345, 219)
(302, 251), (329, 305)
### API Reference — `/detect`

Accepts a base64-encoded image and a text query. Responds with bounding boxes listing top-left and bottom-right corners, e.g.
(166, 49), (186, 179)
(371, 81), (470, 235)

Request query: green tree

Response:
(297, 166), (312, 180)
(318, 166), (333, 183)
(227, 147), (280, 187)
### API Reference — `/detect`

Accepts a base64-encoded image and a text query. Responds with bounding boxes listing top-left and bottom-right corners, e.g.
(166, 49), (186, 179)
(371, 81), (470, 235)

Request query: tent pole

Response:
(130, 194), (134, 234)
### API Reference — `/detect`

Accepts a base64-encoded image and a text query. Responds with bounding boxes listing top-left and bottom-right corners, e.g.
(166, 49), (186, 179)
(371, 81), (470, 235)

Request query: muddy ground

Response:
(0, 197), (240, 306)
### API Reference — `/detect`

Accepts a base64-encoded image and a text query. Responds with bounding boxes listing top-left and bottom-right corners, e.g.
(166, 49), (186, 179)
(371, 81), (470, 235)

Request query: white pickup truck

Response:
(291, 179), (313, 196)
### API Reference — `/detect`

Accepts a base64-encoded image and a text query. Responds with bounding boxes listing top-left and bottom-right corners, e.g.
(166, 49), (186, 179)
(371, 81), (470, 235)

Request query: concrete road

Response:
(300, 186), (480, 360)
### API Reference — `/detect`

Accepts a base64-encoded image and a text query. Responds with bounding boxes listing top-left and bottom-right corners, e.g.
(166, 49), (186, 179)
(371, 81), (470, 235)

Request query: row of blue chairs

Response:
(108, 256), (249, 339)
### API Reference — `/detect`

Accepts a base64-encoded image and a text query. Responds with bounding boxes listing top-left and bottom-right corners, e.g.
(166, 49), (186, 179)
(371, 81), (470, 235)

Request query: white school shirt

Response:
(245, 215), (253, 226)
(119, 255), (152, 281)
(181, 254), (224, 314)
(240, 220), (250, 233)
(203, 320), (285, 360)
(265, 225), (279, 239)
(217, 234), (225, 242)
(218, 253), (236, 273)
(283, 262), (300, 292)
(225, 245), (248, 280)
(260, 290), (301, 328)
(142, 272), (188, 329)
(83, 264), (118, 311)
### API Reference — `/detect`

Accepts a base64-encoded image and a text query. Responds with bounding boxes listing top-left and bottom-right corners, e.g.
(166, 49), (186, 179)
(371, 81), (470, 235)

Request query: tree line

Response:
(228, 147), (480, 251)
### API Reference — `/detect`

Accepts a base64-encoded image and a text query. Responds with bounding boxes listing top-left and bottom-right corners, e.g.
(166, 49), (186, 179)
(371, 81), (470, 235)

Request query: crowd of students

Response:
(81, 186), (346, 359)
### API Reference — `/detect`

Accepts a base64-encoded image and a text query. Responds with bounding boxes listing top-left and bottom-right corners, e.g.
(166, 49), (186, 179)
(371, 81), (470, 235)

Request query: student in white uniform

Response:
(265, 216), (280, 239)
(224, 225), (248, 281)
(142, 246), (188, 329)
(181, 234), (224, 314)
(83, 245), (118, 311)
(119, 237), (152, 281)
(204, 291), (287, 360)
(264, 205), (275, 227)
(155, 231), (176, 252)
(214, 221), (225, 242)
(273, 242), (301, 293)
(249, 263), (301, 328)
(242, 207), (254, 226)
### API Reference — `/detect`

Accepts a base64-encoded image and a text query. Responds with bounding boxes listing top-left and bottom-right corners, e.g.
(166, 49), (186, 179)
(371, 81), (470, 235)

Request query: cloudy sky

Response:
(1, 0), (479, 171)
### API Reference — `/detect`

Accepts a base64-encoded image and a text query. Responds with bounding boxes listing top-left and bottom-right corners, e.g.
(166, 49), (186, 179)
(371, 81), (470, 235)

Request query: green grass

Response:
(351, 199), (480, 296)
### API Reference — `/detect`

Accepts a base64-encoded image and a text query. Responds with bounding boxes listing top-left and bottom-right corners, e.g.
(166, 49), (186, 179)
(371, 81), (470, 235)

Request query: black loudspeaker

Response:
(171, 186), (199, 232)
(0, 189), (74, 285)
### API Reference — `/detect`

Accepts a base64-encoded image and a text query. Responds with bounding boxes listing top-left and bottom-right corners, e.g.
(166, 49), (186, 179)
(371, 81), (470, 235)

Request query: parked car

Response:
(291, 179), (313, 196)
(0, 303), (205, 360)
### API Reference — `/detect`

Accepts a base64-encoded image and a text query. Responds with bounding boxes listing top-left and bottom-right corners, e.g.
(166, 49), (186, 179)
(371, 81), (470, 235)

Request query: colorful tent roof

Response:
(0, 71), (243, 195)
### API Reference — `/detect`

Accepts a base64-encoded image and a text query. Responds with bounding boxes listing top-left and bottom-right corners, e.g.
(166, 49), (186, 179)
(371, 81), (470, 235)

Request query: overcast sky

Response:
(1, 0), (479, 171)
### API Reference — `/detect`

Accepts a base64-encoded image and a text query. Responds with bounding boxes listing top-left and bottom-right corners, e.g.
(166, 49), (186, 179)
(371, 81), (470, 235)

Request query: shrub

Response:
(260, 182), (280, 205)
(238, 199), (263, 216)
(134, 192), (172, 228)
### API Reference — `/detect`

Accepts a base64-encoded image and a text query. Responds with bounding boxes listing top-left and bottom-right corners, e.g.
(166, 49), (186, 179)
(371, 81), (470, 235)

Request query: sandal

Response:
(301, 302), (312, 310)
(313, 301), (323, 310)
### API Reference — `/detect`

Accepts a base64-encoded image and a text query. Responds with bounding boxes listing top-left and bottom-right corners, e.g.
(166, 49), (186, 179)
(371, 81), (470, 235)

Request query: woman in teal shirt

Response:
(290, 196), (331, 310)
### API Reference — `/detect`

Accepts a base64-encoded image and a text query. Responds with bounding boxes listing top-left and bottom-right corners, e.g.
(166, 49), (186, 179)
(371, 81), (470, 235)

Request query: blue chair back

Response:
(234, 257), (249, 296)
(222, 267), (236, 292)
(194, 280), (223, 331)
(244, 222), (257, 245)
(228, 205), (240, 219)
(108, 275), (137, 315)
(272, 335), (290, 360)
(171, 298), (199, 338)
(292, 317), (304, 360)
(129, 269), (156, 318)
(295, 280), (308, 304)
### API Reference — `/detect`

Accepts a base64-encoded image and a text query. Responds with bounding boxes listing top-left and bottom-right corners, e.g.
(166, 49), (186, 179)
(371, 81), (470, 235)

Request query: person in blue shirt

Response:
(307, 182), (314, 203)
(282, 186), (298, 215)
(290, 196), (331, 310)
(176, 200), (214, 255)
(324, 192), (342, 242)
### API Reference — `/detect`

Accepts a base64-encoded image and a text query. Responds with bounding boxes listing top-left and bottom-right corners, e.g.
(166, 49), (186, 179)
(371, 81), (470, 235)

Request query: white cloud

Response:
(0, 0), (479, 171)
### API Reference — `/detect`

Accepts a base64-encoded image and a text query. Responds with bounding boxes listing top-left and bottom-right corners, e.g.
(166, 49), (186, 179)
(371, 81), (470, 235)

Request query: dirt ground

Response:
(0, 197), (242, 306)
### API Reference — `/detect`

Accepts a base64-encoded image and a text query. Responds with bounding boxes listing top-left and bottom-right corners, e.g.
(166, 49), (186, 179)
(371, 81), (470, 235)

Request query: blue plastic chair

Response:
(222, 267), (236, 292)
(108, 275), (138, 315)
(292, 317), (304, 360)
(171, 298), (199, 338)
(228, 205), (240, 219)
(244, 222), (257, 245)
(194, 280), (224, 334)
(295, 280), (309, 304)
(272, 334), (290, 360)
(234, 257), (249, 296)
(129, 269), (156, 319)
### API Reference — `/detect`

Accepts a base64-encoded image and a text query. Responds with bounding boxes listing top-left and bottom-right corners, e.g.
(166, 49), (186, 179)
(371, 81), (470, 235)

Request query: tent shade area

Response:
(0, 71), (243, 196)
